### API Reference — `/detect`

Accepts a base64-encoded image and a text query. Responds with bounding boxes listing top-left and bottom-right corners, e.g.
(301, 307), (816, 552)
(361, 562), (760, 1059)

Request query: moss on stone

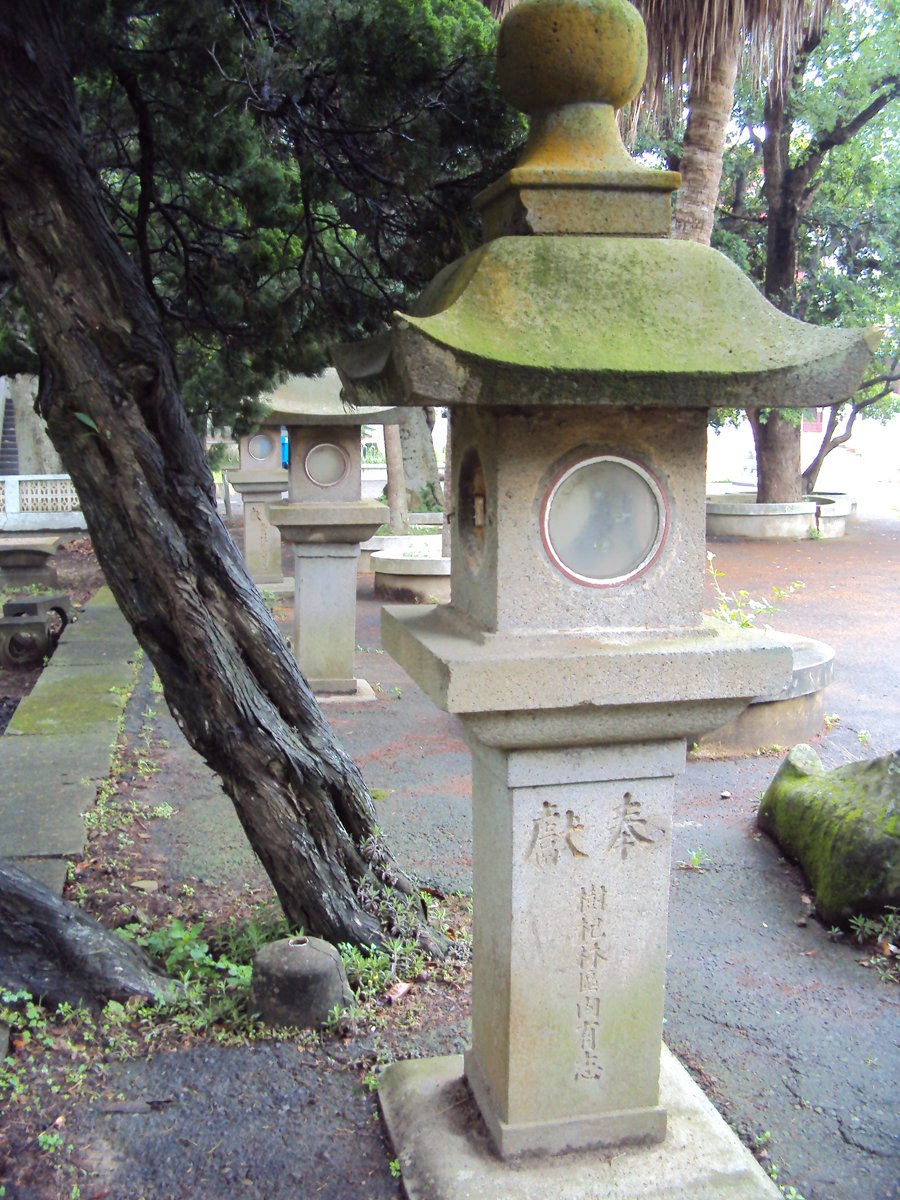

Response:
(8, 670), (128, 737)
(758, 744), (900, 923)
(402, 238), (873, 394)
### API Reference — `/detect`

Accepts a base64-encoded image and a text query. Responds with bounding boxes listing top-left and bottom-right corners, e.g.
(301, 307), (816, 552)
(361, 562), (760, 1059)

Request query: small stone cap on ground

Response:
(251, 936), (353, 1029)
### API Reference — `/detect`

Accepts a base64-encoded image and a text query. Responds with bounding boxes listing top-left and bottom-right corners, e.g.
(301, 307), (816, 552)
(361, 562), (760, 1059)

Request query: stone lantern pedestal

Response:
(227, 469), (289, 588)
(379, 407), (790, 1166)
(266, 371), (403, 698)
(334, 0), (877, 1194)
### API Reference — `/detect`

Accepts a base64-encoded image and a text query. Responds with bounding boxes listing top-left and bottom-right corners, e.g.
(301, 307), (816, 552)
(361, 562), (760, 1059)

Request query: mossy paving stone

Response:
(6, 662), (132, 737)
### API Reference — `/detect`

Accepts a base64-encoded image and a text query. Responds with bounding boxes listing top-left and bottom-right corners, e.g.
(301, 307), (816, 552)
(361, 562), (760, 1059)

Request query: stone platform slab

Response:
(379, 1047), (780, 1200)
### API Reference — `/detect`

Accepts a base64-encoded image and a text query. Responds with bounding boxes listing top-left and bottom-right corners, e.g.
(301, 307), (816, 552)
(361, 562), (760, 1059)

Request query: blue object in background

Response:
(281, 427), (289, 468)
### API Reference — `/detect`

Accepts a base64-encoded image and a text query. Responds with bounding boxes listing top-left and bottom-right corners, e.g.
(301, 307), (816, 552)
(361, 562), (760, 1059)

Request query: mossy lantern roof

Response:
(333, 0), (878, 413)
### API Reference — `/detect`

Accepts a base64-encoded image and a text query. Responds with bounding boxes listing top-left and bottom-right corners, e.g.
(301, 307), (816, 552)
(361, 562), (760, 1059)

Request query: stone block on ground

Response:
(251, 937), (352, 1028)
(758, 744), (900, 923)
(0, 537), (60, 586)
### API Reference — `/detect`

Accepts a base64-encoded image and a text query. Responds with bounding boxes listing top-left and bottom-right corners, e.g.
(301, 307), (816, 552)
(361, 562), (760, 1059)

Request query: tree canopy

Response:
(712, 0), (899, 493)
(1, 0), (522, 431)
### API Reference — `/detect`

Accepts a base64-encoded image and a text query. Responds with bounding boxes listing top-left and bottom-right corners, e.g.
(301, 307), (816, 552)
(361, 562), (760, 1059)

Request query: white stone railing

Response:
(0, 474), (86, 531)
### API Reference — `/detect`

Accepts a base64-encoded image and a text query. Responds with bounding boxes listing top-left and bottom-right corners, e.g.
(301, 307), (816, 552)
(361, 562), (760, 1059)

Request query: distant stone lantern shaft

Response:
(335, 0), (877, 1194)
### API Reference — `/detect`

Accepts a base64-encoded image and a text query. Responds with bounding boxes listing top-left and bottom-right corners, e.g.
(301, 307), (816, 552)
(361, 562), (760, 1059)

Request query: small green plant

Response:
(389, 1158), (402, 1179)
(36, 1128), (66, 1154)
(823, 712), (841, 730)
(678, 848), (712, 872)
(707, 553), (803, 628)
(848, 907), (899, 983)
(857, 729), (871, 746)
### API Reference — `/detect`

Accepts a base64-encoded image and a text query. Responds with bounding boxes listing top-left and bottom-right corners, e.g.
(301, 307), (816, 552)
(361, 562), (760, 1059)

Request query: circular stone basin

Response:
(696, 632), (835, 756)
(372, 536), (449, 604)
(807, 493), (853, 539)
(707, 494), (818, 540)
(360, 531), (442, 572)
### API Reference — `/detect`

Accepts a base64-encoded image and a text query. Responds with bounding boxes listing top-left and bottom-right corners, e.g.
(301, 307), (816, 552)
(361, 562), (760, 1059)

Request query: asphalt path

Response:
(60, 510), (900, 1200)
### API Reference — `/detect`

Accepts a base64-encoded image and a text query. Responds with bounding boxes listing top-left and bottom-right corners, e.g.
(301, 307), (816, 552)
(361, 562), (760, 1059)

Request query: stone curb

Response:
(0, 586), (137, 896)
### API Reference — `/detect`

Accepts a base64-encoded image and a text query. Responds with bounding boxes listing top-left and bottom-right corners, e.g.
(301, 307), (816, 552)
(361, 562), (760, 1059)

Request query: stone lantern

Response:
(267, 372), (403, 698)
(227, 425), (288, 588)
(334, 1), (877, 1194)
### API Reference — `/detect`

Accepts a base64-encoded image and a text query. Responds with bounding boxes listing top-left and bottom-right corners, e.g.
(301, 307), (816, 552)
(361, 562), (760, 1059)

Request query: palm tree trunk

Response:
(672, 38), (740, 245)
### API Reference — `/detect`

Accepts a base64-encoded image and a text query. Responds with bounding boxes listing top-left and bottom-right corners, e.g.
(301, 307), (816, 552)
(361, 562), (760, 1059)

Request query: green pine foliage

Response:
(0, 0), (524, 430)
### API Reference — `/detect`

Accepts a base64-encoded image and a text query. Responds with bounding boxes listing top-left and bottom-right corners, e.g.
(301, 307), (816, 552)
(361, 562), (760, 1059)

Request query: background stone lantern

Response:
(227, 425), (288, 588)
(267, 372), (403, 698)
(335, 0), (877, 1193)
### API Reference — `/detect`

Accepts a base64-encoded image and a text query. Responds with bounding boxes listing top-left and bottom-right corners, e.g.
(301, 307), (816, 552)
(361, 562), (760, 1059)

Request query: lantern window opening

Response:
(540, 453), (668, 587)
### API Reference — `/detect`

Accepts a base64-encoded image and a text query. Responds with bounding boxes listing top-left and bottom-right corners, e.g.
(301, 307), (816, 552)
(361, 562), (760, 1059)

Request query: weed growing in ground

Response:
(848, 907), (899, 983)
(707, 553), (803, 628)
(677, 848), (712, 872)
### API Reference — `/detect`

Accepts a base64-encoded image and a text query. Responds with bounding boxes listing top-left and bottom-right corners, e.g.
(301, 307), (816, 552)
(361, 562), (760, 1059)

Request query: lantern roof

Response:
(258, 369), (404, 426)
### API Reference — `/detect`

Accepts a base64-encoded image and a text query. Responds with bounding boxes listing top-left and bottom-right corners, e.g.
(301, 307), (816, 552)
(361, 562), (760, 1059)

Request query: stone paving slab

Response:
(0, 736), (103, 857)
(15, 858), (70, 894)
(0, 588), (137, 894)
(7, 662), (133, 738)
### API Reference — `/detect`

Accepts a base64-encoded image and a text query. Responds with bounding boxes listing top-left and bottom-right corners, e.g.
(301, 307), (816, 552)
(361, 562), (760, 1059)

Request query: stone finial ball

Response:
(497, 0), (648, 114)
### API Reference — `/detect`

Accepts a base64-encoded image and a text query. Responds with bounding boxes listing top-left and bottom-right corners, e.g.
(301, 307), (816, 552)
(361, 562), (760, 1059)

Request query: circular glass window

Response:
(247, 432), (274, 462)
(541, 455), (666, 585)
(304, 442), (349, 488)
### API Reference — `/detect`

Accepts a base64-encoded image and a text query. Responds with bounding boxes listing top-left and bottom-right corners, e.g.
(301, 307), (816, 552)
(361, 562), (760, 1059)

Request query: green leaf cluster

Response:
(717, 0), (899, 379)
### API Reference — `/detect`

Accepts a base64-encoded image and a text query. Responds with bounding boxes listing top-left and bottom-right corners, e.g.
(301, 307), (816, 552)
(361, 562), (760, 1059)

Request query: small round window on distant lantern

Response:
(541, 455), (666, 586)
(248, 432), (274, 462)
(304, 442), (349, 488)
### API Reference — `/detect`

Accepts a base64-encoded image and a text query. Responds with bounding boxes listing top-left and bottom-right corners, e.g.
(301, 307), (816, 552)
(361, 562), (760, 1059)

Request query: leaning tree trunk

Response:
(0, 2), (434, 952)
(672, 38), (740, 246)
(0, 861), (177, 1009)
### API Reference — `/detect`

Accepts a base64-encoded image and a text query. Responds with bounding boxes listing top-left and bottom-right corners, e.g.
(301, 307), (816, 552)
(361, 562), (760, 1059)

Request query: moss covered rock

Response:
(758, 744), (900, 923)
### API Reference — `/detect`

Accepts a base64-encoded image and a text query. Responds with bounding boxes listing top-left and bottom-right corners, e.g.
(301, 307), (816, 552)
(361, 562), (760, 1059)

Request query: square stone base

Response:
(315, 678), (377, 704)
(378, 1048), (781, 1200)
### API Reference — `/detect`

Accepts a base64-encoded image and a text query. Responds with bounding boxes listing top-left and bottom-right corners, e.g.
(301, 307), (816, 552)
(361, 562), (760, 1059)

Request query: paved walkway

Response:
(2, 512), (898, 1200)
(0, 588), (136, 895)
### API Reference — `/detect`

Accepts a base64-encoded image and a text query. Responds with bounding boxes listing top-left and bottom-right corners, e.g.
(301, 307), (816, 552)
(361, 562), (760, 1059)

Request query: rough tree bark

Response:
(747, 410), (803, 503)
(672, 39), (740, 246)
(384, 423), (410, 535)
(398, 407), (443, 511)
(0, 861), (176, 1008)
(0, 2), (435, 952)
